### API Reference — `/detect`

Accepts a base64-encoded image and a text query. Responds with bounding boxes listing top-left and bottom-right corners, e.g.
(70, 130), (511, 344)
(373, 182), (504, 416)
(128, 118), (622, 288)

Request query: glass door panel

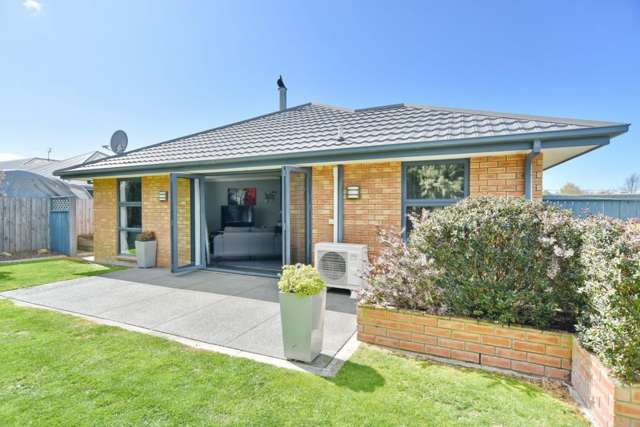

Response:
(171, 174), (204, 273)
(282, 166), (311, 265)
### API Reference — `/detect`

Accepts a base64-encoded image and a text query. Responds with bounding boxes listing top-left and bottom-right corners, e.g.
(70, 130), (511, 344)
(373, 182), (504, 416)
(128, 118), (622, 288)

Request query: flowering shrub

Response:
(278, 264), (326, 297)
(360, 197), (584, 330)
(411, 197), (584, 329)
(358, 228), (446, 313)
(576, 216), (640, 383)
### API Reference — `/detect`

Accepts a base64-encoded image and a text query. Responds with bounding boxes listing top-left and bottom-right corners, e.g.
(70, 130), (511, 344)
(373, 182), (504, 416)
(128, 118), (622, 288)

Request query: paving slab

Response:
(98, 288), (228, 329)
(154, 295), (281, 344)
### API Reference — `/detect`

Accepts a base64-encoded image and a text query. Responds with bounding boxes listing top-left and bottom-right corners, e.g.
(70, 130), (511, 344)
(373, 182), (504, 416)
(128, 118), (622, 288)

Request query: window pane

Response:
(406, 162), (465, 200)
(405, 206), (441, 235)
(120, 179), (141, 202)
(119, 230), (138, 255)
(127, 206), (142, 229)
(120, 206), (142, 229)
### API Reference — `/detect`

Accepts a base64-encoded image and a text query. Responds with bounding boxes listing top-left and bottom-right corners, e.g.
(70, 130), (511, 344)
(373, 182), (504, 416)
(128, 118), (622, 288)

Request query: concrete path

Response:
(1, 268), (357, 370)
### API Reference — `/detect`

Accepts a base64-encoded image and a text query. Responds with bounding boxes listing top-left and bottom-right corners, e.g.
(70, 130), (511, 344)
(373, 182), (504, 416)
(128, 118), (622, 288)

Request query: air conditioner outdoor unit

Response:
(315, 242), (368, 293)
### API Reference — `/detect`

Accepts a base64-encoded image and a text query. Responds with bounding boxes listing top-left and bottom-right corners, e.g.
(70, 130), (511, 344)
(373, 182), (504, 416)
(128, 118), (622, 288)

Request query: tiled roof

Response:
(60, 103), (624, 173)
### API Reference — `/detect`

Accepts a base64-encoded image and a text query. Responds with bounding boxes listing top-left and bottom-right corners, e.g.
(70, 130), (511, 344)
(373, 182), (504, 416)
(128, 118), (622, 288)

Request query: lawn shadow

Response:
(327, 361), (385, 392)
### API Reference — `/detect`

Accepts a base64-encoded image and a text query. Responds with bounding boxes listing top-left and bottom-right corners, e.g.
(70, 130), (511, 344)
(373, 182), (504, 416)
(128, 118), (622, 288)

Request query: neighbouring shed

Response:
(0, 170), (92, 255)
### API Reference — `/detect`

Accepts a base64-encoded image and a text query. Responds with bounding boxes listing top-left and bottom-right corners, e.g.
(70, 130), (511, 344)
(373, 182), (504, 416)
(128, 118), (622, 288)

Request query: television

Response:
(221, 205), (255, 228)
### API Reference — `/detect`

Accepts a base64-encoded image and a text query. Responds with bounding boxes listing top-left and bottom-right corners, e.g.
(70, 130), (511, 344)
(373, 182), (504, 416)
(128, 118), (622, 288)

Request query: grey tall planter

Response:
(279, 289), (326, 363)
(134, 240), (157, 268)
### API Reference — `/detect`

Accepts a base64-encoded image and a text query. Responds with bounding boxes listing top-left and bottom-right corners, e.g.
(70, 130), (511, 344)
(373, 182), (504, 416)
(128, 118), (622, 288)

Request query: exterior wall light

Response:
(346, 186), (360, 199)
(158, 191), (168, 202)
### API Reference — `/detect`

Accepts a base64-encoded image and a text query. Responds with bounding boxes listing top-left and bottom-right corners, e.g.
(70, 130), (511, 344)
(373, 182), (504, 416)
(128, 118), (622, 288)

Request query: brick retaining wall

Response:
(572, 340), (640, 427)
(358, 305), (573, 381)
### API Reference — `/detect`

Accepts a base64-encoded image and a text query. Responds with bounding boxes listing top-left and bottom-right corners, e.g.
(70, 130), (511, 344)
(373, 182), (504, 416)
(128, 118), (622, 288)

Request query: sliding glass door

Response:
(170, 173), (206, 273)
(281, 166), (312, 265)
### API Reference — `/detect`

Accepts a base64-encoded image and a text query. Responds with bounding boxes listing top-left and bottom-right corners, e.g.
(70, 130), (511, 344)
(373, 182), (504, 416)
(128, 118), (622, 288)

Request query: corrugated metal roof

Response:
(26, 151), (107, 179)
(60, 103), (625, 174)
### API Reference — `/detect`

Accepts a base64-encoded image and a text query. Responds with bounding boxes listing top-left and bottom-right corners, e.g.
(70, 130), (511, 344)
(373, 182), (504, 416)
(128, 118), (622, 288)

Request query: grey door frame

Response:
(281, 165), (312, 265)
(170, 173), (206, 273)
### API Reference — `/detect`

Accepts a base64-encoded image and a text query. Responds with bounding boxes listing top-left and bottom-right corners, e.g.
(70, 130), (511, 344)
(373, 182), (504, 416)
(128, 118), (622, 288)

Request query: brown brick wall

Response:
(469, 153), (543, 199)
(358, 305), (573, 382)
(141, 175), (170, 268)
(311, 165), (334, 256)
(342, 162), (402, 259)
(572, 340), (640, 427)
(93, 178), (118, 264)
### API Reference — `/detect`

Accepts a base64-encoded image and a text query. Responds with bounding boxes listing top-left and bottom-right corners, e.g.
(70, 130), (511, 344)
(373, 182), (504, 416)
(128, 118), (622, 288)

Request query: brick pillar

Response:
(93, 178), (118, 264)
(141, 175), (171, 268)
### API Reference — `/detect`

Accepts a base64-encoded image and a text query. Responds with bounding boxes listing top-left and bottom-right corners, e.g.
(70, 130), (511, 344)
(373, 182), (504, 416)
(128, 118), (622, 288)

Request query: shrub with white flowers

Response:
(361, 197), (584, 330)
(577, 216), (640, 383)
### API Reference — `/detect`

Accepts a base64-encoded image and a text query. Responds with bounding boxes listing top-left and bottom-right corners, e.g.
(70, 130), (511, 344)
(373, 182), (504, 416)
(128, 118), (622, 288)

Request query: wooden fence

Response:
(0, 197), (93, 254)
(544, 195), (640, 220)
(75, 199), (93, 236)
(0, 198), (49, 253)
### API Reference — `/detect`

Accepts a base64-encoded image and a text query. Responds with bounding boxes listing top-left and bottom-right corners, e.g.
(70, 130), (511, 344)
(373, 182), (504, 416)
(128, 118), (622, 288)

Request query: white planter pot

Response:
(279, 289), (326, 363)
(135, 240), (157, 268)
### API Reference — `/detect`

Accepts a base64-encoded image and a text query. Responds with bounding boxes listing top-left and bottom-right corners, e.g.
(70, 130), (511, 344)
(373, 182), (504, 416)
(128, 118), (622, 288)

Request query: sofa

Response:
(212, 226), (282, 260)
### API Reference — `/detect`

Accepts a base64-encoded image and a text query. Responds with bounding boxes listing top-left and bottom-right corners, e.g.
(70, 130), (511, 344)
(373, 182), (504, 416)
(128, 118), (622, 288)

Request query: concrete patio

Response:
(0, 268), (357, 373)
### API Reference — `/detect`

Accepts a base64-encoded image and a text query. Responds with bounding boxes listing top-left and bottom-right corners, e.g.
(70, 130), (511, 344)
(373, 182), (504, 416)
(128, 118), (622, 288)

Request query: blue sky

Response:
(1, 0), (638, 191)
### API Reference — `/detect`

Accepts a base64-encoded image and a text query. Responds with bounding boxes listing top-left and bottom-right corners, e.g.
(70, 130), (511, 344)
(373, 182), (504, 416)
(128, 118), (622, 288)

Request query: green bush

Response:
(361, 197), (584, 330)
(410, 197), (584, 329)
(278, 264), (326, 297)
(576, 216), (640, 383)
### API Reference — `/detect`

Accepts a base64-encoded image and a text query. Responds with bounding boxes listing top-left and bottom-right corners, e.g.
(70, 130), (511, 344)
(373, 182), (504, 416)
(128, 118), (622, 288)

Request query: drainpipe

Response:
(525, 139), (542, 200)
(333, 165), (344, 242)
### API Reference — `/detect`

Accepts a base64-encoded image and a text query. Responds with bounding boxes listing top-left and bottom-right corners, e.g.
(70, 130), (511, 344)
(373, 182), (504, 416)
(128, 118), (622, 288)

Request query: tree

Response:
(559, 182), (583, 195)
(621, 173), (640, 194)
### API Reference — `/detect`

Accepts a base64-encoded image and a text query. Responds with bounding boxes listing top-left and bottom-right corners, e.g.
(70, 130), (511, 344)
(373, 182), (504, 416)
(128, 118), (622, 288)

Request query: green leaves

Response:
(409, 197), (583, 330)
(577, 217), (640, 383)
(277, 264), (326, 297)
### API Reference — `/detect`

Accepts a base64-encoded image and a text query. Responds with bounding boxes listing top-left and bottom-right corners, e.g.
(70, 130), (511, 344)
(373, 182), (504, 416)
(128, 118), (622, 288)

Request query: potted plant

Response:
(278, 264), (327, 363)
(134, 231), (157, 268)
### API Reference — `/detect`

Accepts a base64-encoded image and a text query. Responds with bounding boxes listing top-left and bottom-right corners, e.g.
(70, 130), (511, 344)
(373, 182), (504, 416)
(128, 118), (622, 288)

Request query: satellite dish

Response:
(110, 130), (128, 154)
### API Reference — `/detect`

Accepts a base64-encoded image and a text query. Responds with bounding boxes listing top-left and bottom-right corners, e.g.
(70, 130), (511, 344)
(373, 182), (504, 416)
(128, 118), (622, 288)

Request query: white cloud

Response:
(0, 153), (24, 161)
(23, 0), (42, 13)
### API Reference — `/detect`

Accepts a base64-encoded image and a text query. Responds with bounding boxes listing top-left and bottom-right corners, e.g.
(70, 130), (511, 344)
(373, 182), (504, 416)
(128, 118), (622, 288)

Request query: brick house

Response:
(56, 92), (628, 276)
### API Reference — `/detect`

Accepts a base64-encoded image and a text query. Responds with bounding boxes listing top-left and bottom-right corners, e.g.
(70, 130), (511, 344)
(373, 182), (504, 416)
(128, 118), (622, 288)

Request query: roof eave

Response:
(55, 123), (629, 179)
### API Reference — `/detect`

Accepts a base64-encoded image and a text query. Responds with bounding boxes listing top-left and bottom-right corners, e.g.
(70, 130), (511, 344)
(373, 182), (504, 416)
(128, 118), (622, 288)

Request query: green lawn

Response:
(0, 258), (124, 292)
(0, 299), (586, 426)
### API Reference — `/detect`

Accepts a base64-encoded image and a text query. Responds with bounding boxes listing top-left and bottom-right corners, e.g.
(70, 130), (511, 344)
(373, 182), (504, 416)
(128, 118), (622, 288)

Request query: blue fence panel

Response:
(544, 196), (640, 220)
(49, 211), (70, 255)
(49, 197), (73, 255)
